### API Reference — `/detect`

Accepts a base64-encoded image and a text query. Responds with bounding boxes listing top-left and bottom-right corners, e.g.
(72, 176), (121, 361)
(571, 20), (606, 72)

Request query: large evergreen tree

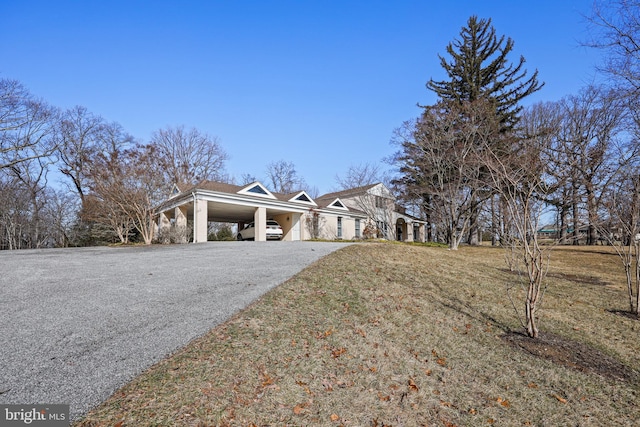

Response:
(427, 16), (544, 131)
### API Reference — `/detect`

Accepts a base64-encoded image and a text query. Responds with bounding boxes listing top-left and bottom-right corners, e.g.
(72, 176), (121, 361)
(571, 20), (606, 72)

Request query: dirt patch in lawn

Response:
(502, 331), (640, 384)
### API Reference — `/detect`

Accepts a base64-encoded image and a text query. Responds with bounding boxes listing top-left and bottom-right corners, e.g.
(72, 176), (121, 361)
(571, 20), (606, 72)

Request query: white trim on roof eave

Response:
(312, 204), (368, 218)
(196, 188), (312, 212)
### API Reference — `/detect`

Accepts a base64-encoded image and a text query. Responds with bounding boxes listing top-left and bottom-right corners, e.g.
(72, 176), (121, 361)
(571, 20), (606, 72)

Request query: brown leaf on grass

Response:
(316, 329), (333, 339)
(293, 404), (306, 414)
(378, 392), (390, 401)
(436, 357), (447, 366)
(496, 397), (510, 407)
(408, 378), (419, 392)
(261, 372), (274, 387)
(527, 382), (538, 389)
(331, 347), (347, 358)
(553, 394), (568, 404)
(425, 369), (432, 376)
(468, 408), (477, 414)
(330, 413), (340, 421)
(354, 328), (367, 337)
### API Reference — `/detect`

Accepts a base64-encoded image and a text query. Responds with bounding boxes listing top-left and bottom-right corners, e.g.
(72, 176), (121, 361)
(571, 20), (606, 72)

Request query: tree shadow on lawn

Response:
(608, 309), (640, 321)
(502, 331), (640, 385)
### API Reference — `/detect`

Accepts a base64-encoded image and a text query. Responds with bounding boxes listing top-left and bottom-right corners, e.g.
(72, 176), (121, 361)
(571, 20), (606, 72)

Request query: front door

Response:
(291, 213), (301, 241)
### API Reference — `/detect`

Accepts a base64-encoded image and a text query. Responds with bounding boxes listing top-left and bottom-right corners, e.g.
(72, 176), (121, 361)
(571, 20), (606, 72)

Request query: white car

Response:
(237, 220), (283, 241)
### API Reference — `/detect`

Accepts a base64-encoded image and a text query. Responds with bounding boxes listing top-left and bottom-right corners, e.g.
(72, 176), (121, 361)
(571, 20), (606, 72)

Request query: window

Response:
(332, 200), (344, 208)
(355, 219), (360, 238)
(247, 185), (268, 195)
(296, 193), (311, 202)
(337, 217), (343, 238)
(375, 196), (384, 208)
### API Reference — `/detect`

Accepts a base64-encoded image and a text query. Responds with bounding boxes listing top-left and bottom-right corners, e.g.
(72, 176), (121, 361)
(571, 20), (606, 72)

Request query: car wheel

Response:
(237, 234), (243, 241)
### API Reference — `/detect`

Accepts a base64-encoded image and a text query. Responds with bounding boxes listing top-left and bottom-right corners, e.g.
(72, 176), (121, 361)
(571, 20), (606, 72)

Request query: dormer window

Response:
(247, 185), (268, 195)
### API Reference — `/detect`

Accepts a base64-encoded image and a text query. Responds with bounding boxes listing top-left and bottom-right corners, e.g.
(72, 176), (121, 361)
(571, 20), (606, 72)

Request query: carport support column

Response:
(406, 221), (414, 242)
(254, 207), (267, 241)
(194, 196), (208, 243)
(175, 206), (188, 244)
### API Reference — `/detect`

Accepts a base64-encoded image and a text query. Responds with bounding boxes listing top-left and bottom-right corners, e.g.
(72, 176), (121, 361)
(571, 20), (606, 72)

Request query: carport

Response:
(156, 181), (316, 242)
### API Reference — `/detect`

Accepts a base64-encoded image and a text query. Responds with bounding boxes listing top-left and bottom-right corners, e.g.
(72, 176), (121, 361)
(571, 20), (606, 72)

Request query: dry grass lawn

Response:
(76, 243), (640, 426)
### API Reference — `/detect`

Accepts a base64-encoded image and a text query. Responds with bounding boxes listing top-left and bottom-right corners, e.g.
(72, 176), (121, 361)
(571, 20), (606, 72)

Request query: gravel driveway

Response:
(0, 241), (349, 420)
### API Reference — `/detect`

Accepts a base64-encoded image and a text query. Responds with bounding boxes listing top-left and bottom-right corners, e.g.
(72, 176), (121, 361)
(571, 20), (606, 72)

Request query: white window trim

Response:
(328, 198), (349, 211)
(289, 191), (317, 206)
(237, 182), (276, 199)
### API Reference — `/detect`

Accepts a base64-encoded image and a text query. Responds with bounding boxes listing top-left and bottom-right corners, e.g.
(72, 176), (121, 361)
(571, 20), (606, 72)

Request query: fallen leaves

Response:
(331, 347), (347, 358)
(292, 400), (312, 415)
(496, 397), (510, 408)
(553, 394), (568, 404)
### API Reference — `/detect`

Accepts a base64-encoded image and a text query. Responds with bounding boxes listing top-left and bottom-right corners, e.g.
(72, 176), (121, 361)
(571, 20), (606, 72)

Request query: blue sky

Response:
(1, 1), (601, 195)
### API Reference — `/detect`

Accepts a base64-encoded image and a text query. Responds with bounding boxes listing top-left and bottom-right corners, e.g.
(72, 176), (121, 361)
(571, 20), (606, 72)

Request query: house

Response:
(155, 180), (426, 242)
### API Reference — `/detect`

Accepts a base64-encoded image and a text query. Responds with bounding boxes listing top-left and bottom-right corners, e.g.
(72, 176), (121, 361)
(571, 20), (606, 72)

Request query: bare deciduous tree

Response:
(586, 0), (640, 92)
(150, 125), (228, 187)
(265, 159), (306, 194)
(335, 162), (382, 190)
(1, 80), (58, 171)
(55, 106), (108, 203)
(600, 172), (640, 315)
(482, 108), (558, 338)
(87, 145), (165, 245)
(555, 86), (629, 245)
(392, 100), (495, 249)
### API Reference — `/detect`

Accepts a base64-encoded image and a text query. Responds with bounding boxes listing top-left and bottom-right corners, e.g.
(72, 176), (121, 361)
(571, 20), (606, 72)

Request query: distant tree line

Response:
(0, 83), (230, 248)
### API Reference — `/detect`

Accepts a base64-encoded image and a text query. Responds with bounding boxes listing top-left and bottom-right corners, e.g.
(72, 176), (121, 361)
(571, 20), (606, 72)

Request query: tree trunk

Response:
(525, 298), (538, 338)
(468, 204), (480, 245)
(635, 244), (640, 315)
(572, 189), (580, 245)
(491, 195), (499, 246)
(585, 182), (599, 245)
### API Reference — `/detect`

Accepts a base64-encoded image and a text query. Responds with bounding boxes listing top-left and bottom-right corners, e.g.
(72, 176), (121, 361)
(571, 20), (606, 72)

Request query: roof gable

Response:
(237, 182), (276, 199)
(288, 191), (317, 206)
(327, 198), (348, 210)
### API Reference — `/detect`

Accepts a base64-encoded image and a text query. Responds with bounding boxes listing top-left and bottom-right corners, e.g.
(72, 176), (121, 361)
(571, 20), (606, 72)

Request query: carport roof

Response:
(172, 180), (317, 204)
(157, 180), (371, 222)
